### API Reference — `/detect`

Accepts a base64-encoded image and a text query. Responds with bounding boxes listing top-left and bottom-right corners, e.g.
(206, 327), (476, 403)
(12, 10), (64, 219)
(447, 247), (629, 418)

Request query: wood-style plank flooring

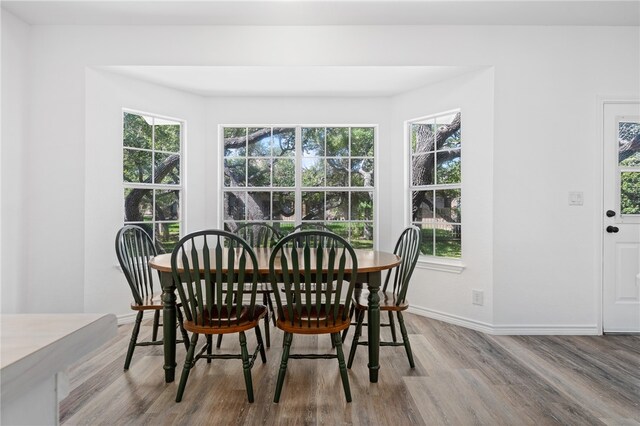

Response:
(61, 314), (640, 425)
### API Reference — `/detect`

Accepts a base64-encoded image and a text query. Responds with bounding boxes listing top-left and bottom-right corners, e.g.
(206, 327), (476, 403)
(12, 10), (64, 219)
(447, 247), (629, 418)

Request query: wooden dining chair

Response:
(115, 225), (189, 370)
(172, 230), (267, 403)
(269, 230), (358, 403)
(345, 226), (421, 369)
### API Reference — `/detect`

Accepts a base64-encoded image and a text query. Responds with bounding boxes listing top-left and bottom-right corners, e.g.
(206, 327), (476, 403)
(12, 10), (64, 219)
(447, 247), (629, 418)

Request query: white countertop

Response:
(1, 313), (118, 401)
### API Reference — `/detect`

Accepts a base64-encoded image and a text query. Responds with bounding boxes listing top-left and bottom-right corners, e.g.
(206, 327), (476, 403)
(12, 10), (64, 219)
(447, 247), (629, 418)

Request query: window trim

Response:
(218, 123), (378, 249)
(122, 108), (186, 249)
(405, 109), (463, 264)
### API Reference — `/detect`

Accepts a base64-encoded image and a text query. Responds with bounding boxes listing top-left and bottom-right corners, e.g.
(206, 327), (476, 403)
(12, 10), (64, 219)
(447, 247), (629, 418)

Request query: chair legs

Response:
(388, 310), (397, 343)
(275, 332), (352, 403)
(397, 311), (415, 368)
(207, 335), (213, 363)
(124, 311), (144, 370)
(341, 304), (356, 343)
(274, 332), (293, 403)
(176, 308), (190, 352)
(347, 309), (415, 369)
(152, 310), (160, 341)
(239, 331), (255, 403)
(347, 309), (365, 369)
(176, 333), (200, 402)
(332, 332), (352, 402)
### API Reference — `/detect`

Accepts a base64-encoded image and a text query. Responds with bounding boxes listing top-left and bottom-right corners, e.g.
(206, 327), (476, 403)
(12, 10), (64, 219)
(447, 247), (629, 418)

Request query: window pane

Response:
(123, 113), (152, 149)
(326, 191), (348, 220)
(350, 158), (374, 187)
(619, 121), (640, 166)
(302, 158), (324, 187)
(412, 153), (434, 186)
(224, 158), (246, 187)
(273, 128), (296, 157)
(440, 128), (461, 150)
(326, 222), (349, 239)
(302, 127), (325, 157)
(154, 152), (180, 185)
(326, 127), (349, 157)
(154, 121), (180, 152)
(302, 191), (324, 220)
(124, 188), (152, 222)
(326, 159), (349, 187)
(351, 127), (374, 157)
(351, 223), (373, 249)
(155, 189), (180, 221)
(436, 150), (461, 184)
(224, 191), (245, 221)
(434, 223), (461, 258)
(156, 222), (180, 253)
(413, 222), (434, 256)
(412, 122), (435, 154)
(351, 191), (373, 221)
(273, 191), (295, 220)
(123, 149), (152, 183)
(435, 189), (461, 223)
(435, 113), (461, 150)
(621, 171), (640, 214)
(224, 127), (246, 157)
(412, 190), (434, 222)
(247, 158), (271, 187)
(247, 127), (272, 156)
(274, 221), (296, 236)
(247, 191), (271, 220)
(273, 158), (295, 187)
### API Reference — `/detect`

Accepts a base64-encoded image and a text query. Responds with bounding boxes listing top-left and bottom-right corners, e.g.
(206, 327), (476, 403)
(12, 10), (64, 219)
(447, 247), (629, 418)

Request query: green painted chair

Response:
(345, 226), (421, 369)
(115, 225), (189, 370)
(269, 230), (358, 403)
(172, 230), (267, 403)
(231, 222), (281, 348)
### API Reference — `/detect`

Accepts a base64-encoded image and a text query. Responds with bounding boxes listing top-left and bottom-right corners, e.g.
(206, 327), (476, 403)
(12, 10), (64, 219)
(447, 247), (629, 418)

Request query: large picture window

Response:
(123, 111), (183, 252)
(222, 126), (375, 248)
(409, 111), (462, 258)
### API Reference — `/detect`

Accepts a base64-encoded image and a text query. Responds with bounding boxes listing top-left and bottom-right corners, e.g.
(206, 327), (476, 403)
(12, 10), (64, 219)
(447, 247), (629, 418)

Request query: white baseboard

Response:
(408, 305), (494, 334)
(408, 305), (600, 336)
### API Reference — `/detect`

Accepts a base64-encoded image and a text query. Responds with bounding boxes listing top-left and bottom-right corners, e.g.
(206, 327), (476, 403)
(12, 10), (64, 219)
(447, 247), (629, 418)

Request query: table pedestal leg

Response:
(161, 272), (176, 383)
(366, 271), (381, 383)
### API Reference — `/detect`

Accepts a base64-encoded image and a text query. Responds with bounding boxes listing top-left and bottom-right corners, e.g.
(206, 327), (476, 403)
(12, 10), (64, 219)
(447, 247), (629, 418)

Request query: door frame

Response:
(598, 96), (640, 334)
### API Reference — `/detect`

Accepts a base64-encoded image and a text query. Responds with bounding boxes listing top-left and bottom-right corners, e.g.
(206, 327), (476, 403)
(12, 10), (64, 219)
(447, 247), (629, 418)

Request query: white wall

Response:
(1, 23), (638, 332)
(84, 69), (207, 315)
(1, 11), (30, 313)
(392, 68), (495, 328)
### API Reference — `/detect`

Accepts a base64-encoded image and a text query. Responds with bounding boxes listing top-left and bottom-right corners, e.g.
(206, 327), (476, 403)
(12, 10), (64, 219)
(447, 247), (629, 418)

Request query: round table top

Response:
(149, 247), (400, 275)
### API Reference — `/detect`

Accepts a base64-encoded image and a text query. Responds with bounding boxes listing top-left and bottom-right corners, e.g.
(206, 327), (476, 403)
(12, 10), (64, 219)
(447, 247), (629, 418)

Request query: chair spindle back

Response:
(382, 226), (421, 306)
(115, 225), (158, 306)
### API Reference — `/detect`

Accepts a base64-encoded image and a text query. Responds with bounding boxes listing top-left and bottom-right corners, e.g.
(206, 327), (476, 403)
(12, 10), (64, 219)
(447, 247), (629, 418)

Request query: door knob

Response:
(606, 226), (619, 233)
(606, 210), (616, 217)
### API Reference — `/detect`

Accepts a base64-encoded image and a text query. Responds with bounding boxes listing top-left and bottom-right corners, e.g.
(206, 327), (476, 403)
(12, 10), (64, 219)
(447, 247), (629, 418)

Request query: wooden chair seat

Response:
(352, 289), (409, 312)
(130, 294), (163, 311)
(277, 305), (351, 334)
(183, 305), (267, 334)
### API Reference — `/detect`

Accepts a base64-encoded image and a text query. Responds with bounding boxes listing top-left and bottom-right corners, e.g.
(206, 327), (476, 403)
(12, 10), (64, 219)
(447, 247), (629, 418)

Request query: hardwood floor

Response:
(60, 314), (640, 425)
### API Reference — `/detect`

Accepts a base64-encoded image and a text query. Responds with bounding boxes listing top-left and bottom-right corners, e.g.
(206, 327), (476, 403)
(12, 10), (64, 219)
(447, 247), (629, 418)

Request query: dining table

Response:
(149, 247), (401, 384)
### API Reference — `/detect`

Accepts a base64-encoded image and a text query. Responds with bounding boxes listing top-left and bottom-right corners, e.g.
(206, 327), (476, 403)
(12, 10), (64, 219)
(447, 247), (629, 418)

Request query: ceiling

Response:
(101, 66), (483, 97)
(3, 0), (639, 26)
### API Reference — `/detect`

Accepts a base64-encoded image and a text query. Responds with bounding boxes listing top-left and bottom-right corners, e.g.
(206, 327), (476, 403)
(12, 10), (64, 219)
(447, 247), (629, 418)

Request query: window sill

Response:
(416, 257), (466, 274)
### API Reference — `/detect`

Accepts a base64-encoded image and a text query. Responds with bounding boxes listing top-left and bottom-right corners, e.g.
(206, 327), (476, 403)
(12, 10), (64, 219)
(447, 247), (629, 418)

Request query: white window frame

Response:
(406, 110), (465, 273)
(122, 109), (185, 250)
(219, 124), (378, 249)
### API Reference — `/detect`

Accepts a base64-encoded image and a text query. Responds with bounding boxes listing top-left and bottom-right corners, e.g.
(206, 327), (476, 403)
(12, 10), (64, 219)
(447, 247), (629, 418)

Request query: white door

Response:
(603, 102), (640, 333)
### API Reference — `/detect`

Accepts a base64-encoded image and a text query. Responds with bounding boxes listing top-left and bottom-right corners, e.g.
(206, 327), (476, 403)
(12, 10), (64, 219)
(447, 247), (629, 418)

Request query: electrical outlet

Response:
(472, 289), (484, 306)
